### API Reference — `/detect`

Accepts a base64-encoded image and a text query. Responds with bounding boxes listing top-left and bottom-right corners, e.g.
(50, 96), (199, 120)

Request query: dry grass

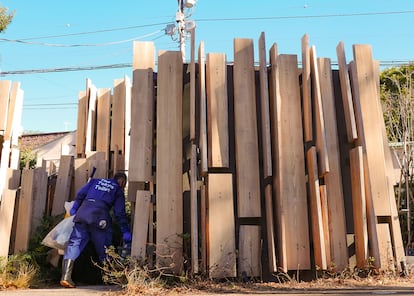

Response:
(0, 256), (37, 289)
(100, 250), (414, 296)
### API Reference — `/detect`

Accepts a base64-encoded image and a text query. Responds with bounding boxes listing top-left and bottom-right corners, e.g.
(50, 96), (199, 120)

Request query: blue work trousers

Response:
(64, 222), (112, 262)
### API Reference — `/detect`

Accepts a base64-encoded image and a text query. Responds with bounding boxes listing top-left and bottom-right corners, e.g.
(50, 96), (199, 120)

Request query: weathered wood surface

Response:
(131, 190), (151, 260)
(155, 51), (183, 274)
(207, 173), (236, 278)
(206, 53), (229, 168)
(269, 52), (310, 271)
(318, 57), (348, 270)
(96, 88), (111, 160)
(233, 38), (261, 218)
(51, 155), (74, 216)
(129, 41), (155, 183)
(301, 34), (312, 142)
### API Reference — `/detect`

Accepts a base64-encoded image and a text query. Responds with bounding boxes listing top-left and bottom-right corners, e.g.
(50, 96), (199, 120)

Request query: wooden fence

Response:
(0, 32), (406, 280)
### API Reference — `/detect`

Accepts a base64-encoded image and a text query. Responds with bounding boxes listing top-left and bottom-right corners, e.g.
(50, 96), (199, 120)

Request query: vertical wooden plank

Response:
(51, 155), (74, 216)
(0, 80), (11, 131)
(319, 184), (331, 263)
(269, 52), (310, 271)
(306, 146), (327, 270)
(31, 167), (48, 233)
(124, 76), (132, 176)
(352, 44), (391, 216)
(200, 184), (207, 273)
(76, 91), (87, 158)
(156, 51), (183, 274)
(111, 78), (126, 154)
(377, 223), (395, 271)
(189, 28), (196, 142)
(0, 169), (19, 257)
(264, 184), (277, 272)
(198, 41), (208, 176)
(318, 57), (348, 271)
(349, 146), (369, 268)
(190, 144), (199, 273)
(85, 83), (97, 154)
(233, 38), (261, 218)
(129, 41), (155, 183)
(207, 173), (236, 278)
(131, 190), (151, 261)
(301, 34), (313, 142)
(4, 82), (19, 140)
(96, 88), (111, 160)
(238, 225), (261, 277)
(336, 41), (358, 142)
(74, 158), (88, 195)
(258, 32), (272, 178)
(309, 46), (329, 176)
(14, 169), (34, 253)
(206, 53), (229, 168)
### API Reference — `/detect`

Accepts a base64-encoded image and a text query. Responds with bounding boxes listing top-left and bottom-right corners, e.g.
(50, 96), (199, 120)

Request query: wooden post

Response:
(301, 34), (313, 142)
(96, 88), (111, 160)
(131, 190), (151, 261)
(51, 155), (74, 216)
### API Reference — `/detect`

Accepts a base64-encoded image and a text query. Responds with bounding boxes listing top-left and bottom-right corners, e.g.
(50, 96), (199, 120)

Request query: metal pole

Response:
(177, 0), (186, 61)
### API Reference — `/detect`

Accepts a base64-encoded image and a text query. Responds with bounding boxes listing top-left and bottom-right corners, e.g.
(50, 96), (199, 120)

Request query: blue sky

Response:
(0, 0), (413, 133)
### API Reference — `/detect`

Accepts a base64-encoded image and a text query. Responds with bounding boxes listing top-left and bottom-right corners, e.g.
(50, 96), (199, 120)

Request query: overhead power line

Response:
(195, 10), (414, 22)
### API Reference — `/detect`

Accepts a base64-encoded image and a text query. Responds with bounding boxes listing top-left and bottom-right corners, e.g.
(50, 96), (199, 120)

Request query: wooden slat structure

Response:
(0, 34), (407, 281)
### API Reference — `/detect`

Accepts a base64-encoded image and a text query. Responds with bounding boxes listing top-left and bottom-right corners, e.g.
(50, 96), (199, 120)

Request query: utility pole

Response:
(177, 0), (186, 61)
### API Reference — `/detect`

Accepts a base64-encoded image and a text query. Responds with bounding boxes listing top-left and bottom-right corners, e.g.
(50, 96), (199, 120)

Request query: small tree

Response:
(0, 5), (14, 32)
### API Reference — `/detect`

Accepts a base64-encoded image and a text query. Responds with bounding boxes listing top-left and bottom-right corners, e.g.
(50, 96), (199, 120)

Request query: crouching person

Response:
(60, 172), (132, 288)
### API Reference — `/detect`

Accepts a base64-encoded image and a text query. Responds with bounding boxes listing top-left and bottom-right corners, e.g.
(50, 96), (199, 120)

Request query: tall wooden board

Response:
(111, 78), (126, 154)
(301, 34), (312, 142)
(156, 51), (183, 274)
(233, 38), (261, 218)
(14, 169), (34, 253)
(131, 190), (151, 260)
(269, 52), (310, 271)
(206, 53), (229, 168)
(306, 146), (327, 270)
(129, 42), (155, 183)
(31, 168), (48, 232)
(190, 144), (199, 273)
(258, 32), (272, 178)
(51, 155), (74, 216)
(76, 91), (87, 157)
(85, 83), (97, 153)
(198, 41), (208, 175)
(336, 42), (358, 142)
(309, 46), (329, 176)
(349, 146), (369, 268)
(0, 169), (19, 257)
(96, 88), (111, 160)
(0, 80), (11, 131)
(352, 45), (391, 216)
(318, 58), (348, 270)
(207, 173), (236, 278)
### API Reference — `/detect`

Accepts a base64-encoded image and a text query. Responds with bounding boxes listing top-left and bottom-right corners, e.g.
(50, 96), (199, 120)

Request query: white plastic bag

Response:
(41, 215), (74, 251)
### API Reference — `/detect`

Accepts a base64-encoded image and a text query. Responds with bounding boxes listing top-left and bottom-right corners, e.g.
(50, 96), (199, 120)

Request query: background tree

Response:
(380, 64), (414, 250)
(0, 5), (14, 32)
